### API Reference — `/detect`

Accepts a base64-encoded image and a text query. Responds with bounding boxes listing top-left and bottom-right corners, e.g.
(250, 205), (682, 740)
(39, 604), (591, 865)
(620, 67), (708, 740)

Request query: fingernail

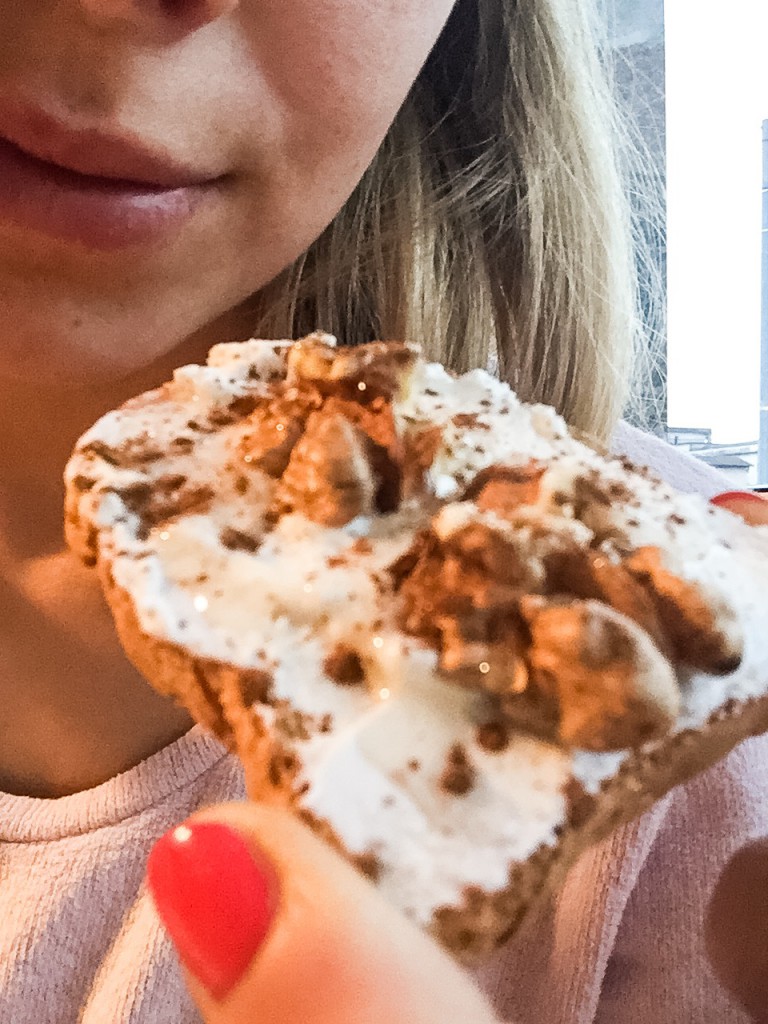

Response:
(147, 821), (278, 999)
(710, 490), (767, 507)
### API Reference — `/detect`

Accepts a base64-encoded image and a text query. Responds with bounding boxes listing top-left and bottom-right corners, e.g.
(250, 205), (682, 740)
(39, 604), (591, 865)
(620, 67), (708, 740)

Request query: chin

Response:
(0, 258), (266, 392)
(0, 299), (189, 388)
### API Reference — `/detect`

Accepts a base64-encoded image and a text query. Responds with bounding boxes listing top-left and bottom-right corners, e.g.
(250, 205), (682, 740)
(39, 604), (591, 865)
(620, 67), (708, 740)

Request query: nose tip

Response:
(78, 0), (239, 31)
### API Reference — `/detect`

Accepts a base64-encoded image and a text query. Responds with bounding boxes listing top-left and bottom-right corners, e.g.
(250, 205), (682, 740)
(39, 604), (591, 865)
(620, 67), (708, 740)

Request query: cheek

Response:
(274, 3), (448, 111)
(219, 0), (456, 297)
(241, 0), (456, 185)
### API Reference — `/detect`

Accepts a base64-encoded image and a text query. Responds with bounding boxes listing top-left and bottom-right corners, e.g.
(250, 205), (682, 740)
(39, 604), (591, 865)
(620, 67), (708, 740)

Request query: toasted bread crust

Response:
(100, 566), (282, 804)
(430, 688), (768, 957)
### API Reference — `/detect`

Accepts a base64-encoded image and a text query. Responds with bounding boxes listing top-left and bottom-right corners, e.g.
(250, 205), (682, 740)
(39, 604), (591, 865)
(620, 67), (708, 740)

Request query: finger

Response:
(147, 802), (501, 1024)
(705, 838), (768, 1022)
(710, 491), (768, 527)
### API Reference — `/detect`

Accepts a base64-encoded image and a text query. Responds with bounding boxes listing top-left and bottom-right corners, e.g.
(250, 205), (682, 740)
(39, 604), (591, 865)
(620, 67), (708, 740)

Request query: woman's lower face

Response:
(0, 0), (456, 386)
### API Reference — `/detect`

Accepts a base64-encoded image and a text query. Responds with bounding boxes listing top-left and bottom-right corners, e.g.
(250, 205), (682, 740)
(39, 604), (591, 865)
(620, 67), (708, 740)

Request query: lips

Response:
(0, 98), (219, 189)
(0, 98), (225, 251)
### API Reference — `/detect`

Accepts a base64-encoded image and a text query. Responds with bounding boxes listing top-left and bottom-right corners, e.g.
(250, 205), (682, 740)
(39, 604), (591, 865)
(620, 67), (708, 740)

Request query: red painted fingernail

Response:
(710, 490), (767, 507)
(147, 821), (278, 999)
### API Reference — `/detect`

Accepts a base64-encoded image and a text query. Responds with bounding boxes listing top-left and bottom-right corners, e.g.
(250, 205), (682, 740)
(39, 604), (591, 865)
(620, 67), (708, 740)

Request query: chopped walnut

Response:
(392, 521), (541, 663)
(624, 546), (742, 675)
(239, 388), (322, 477)
(519, 596), (680, 751)
(273, 411), (377, 527)
(544, 546), (668, 655)
(462, 463), (545, 517)
(285, 337), (336, 383)
(436, 614), (528, 696)
(287, 337), (418, 401)
(401, 425), (443, 499)
(243, 339), (417, 525)
(322, 396), (403, 513)
(240, 410), (305, 477)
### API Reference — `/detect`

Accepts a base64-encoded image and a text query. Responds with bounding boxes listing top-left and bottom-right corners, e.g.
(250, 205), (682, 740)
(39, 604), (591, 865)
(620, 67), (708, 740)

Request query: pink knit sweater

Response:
(1, 426), (764, 1023)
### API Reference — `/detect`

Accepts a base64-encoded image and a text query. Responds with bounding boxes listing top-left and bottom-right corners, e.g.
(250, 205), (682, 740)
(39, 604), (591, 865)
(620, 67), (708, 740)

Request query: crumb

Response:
(439, 744), (476, 796)
(354, 850), (383, 882)
(324, 644), (366, 686)
(220, 527), (261, 553)
(475, 722), (510, 753)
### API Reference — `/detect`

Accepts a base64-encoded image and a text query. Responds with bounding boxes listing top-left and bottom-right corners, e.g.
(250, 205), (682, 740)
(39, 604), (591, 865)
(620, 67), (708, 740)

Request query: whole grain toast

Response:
(65, 335), (768, 957)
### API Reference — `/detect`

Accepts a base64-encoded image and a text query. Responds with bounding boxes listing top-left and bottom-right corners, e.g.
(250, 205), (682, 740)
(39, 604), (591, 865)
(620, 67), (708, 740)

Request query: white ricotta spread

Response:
(65, 337), (768, 928)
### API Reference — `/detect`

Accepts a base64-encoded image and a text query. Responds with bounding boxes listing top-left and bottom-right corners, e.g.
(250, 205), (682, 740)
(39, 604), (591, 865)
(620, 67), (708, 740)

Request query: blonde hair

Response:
(252, 0), (655, 442)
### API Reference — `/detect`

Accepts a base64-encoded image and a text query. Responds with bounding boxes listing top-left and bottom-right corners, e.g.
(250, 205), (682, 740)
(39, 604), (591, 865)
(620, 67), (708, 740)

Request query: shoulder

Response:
(610, 421), (730, 499)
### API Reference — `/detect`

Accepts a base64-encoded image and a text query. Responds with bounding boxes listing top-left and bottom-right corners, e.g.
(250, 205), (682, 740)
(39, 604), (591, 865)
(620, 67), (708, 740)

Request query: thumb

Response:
(147, 802), (501, 1024)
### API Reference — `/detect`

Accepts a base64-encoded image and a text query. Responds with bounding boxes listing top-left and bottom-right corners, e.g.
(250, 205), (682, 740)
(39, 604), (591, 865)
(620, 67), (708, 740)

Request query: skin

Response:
(0, 0), (456, 796)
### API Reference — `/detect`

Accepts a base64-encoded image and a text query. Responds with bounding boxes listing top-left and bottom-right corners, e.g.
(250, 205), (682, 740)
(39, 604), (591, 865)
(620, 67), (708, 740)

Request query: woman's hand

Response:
(147, 802), (502, 1024)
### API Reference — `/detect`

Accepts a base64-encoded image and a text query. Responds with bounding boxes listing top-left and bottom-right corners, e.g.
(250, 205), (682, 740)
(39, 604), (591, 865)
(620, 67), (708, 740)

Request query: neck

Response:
(0, 561), (194, 798)
(0, 308), (255, 797)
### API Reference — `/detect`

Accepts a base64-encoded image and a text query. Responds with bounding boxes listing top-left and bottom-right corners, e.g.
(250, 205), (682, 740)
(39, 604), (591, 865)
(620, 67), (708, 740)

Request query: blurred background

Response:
(605, 0), (768, 488)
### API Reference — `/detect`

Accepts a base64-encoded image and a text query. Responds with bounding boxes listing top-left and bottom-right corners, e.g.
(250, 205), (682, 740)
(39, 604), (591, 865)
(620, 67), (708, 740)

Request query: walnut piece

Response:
(240, 338), (419, 526)
(322, 396), (403, 513)
(401, 425), (443, 500)
(462, 462), (545, 516)
(239, 387), (322, 477)
(519, 596), (680, 751)
(389, 516), (708, 752)
(287, 338), (418, 401)
(392, 523), (542, 657)
(544, 547), (668, 655)
(273, 410), (377, 527)
(624, 547), (742, 675)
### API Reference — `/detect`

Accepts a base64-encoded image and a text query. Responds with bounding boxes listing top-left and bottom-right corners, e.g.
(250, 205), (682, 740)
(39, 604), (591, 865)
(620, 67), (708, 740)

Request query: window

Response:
(608, 1), (768, 488)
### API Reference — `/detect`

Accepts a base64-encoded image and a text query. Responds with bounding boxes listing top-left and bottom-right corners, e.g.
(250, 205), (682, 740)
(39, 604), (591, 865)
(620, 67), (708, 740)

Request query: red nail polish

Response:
(710, 490), (767, 507)
(147, 821), (278, 999)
